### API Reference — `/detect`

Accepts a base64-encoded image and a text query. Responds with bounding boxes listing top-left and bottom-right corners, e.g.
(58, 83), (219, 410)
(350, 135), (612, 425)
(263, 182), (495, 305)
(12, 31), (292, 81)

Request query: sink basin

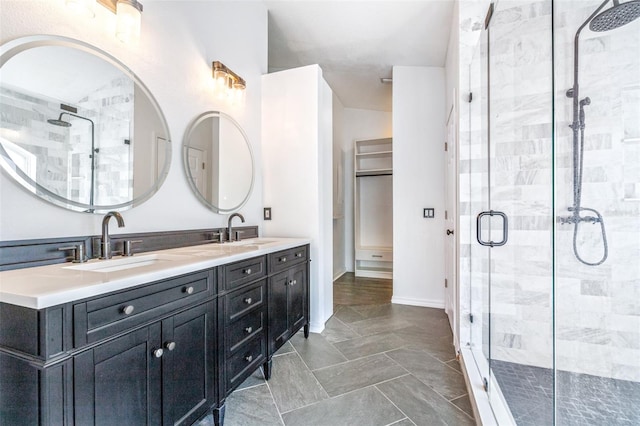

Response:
(64, 254), (189, 273)
(233, 239), (276, 246)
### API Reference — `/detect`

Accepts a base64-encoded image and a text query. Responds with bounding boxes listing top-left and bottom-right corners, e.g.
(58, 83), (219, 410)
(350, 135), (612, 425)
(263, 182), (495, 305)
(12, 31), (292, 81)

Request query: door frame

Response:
(445, 91), (459, 352)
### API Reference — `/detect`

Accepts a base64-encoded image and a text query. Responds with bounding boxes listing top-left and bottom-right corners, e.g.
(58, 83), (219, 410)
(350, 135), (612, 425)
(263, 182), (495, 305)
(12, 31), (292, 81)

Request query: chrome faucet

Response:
(101, 211), (125, 259)
(227, 213), (245, 242)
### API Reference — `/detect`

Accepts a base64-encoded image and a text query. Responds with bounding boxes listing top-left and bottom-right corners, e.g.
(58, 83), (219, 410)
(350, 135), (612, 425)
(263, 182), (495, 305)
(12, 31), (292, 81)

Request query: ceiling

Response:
(264, 0), (455, 112)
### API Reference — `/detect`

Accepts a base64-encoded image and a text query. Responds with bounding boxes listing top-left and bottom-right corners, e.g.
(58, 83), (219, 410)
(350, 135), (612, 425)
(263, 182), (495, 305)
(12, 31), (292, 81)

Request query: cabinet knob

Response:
(245, 355), (253, 363)
(280, 257), (287, 263)
(184, 286), (194, 295)
(165, 341), (176, 351)
(244, 297), (252, 305)
(292, 280), (297, 286)
(295, 252), (302, 258)
(121, 305), (135, 315)
(243, 268), (252, 275)
(244, 326), (253, 334)
(153, 348), (164, 358)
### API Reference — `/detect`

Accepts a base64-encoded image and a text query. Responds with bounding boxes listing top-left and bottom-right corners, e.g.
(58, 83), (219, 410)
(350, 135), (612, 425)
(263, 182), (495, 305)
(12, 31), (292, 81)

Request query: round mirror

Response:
(0, 35), (171, 213)
(183, 111), (254, 213)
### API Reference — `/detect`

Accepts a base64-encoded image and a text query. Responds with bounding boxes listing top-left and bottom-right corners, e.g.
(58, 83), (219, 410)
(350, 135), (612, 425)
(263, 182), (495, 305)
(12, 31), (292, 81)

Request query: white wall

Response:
(261, 65), (333, 333)
(332, 94), (346, 280)
(392, 66), (446, 308)
(0, 1), (267, 240)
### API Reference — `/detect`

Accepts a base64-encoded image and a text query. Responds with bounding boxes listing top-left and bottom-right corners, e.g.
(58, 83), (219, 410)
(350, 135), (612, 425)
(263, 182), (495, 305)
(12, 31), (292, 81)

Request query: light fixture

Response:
(97, 0), (144, 43)
(212, 61), (246, 103)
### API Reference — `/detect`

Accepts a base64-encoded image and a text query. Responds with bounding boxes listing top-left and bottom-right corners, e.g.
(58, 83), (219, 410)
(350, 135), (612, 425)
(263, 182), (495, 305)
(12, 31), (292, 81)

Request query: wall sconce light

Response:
(97, 0), (144, 43)
(212, 61), (246, 103)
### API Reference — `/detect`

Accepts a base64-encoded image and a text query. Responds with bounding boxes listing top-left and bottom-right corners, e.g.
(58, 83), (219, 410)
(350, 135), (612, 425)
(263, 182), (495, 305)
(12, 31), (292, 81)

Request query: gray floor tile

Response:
(386, 348), (468, 400)
(450, 394), (474, 419)
(377, 375), (475, 426)
(281, 386), (404, 426)
(274, 340), (295, 357)
(445, 359), (462, 372)
(389, 419), (416, 426)
(333, 305), (367, 323)
(235, 366), (266, 391)
(321, 316), (361, 344)
(266, 352), (328, 413)
(289, 332), (348, 370)
(313, 353), (407, 397)
(347, 315), (414, 337)
(396, 328), (457, 363)
(333, 331), (407, 360)
(224, 384), (283, 426)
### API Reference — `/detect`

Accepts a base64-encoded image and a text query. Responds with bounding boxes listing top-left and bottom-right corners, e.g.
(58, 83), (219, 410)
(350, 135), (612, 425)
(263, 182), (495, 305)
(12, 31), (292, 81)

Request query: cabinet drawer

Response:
(222, 256), (266, 290)
(226, 336), (265, 392)
(226, 309), (264, 354)
(74, 269), (215, 346)
(269, 245), (308, 274)
(355, 248), (392, 262)
(225, 281), (265, 322)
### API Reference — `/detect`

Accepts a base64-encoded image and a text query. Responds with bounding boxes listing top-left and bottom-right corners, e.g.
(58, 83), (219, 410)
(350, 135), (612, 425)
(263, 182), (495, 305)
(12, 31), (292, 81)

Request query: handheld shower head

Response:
(590, 0), (640, 31)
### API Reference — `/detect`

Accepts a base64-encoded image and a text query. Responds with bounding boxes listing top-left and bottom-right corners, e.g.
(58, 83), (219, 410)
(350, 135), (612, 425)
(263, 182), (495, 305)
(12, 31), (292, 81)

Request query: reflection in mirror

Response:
(0, 35), (171, 213)
(183, 112), (254, 213)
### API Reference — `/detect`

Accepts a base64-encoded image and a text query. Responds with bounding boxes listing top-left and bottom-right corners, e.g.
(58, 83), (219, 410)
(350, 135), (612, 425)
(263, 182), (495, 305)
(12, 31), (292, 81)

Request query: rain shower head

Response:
(47, 113), (72, 127)
(590, 0), (640, 31)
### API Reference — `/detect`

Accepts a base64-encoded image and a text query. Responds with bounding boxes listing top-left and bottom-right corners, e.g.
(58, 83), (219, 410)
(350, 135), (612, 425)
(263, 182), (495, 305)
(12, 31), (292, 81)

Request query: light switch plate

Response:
(423, 208), (435, 218)
(264, 207), (272, 220)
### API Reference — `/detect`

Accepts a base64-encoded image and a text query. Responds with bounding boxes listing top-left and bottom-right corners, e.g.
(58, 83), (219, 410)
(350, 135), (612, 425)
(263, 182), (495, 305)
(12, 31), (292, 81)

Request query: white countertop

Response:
(0, 237), (311, 310)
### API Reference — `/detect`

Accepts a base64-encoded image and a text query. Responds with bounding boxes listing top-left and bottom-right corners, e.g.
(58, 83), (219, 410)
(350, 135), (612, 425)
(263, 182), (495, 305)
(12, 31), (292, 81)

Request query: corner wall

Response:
(392, 66), (446, 308)
(0, 1), (267, 240)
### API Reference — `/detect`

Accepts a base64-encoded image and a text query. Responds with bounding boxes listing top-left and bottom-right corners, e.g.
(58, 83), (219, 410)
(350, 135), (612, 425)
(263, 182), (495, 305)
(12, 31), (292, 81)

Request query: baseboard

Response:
(391, 296), (444, 309)
(333, 268), (347, 281)
(309, 321), (325, 334)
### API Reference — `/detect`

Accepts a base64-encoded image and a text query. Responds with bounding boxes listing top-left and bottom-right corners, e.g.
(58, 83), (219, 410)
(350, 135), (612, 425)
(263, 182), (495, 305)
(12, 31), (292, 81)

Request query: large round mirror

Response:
(0, 35), (171, 213)
(183, 111), (254, 213)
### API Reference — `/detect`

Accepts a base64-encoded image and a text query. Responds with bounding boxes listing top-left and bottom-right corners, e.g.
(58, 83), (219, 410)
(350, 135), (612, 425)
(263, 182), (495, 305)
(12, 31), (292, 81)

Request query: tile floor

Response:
(198, 302), (475, 426)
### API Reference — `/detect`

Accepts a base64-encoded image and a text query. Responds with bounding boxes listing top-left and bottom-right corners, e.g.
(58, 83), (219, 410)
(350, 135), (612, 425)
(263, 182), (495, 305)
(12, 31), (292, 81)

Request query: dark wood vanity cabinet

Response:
(265, 246), (310, 379)
(74, 300), (216, 426)
(0, 243), (310, 426)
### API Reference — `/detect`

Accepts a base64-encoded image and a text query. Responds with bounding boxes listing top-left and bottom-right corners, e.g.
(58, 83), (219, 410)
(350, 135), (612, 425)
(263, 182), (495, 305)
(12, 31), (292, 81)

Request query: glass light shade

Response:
(66, 0), (95, 18)
(213, 69), (228, 88)
(116, 0), (142, 43)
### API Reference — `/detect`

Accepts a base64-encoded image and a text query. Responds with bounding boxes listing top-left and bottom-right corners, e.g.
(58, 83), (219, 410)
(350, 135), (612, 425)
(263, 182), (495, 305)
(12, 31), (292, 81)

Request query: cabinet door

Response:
(268, 270), (290, 353)
(162, 301), (216, 426)
(74, 324), (162, 426)
(288, 264), (307, 333)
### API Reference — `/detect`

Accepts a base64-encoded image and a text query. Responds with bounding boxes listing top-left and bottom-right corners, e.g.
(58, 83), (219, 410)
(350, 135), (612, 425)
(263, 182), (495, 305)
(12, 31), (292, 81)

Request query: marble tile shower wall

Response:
(554, 0), (640, 382)
(0, 77), (133, 206)
(460, 0), (640, 383)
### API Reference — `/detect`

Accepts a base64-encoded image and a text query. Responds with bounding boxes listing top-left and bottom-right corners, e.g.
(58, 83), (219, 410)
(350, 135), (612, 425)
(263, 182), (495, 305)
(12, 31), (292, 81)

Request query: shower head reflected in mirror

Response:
(590, 0), (640, 31)
(47, 114), (72, 127)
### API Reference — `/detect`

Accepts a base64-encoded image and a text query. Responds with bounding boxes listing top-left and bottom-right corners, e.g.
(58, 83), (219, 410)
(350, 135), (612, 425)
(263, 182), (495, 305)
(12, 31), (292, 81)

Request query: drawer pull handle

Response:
(153, 348), (164, 358)
(121, 305), (135, 315)
(292, 279), (297, 286)
(244, 297), (252, 305)
(372, 255), (383, 258)
(295, 253), (302, 258)
(165, 341), (176, 351)
(243, 268), (252, 275)
(245, 326), (253, 334)
(245, 355), (253, 362)
(184, 286), (194, 295)
(280, 257), (287, 262)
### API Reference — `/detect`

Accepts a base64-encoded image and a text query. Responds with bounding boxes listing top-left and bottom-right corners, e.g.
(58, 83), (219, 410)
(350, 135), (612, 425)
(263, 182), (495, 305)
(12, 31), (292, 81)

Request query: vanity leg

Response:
(263, 358), (272, 380)
(213, 404), (225, 426)
(304, 323), (310, 339)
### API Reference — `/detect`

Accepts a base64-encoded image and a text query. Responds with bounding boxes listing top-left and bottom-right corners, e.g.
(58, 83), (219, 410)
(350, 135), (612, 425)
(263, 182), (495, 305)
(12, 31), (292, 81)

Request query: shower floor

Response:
(491, 360), (640, 426)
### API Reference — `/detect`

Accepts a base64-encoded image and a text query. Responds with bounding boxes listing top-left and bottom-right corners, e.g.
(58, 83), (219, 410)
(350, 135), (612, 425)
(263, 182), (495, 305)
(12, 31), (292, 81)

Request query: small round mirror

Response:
(182, 112), (254, 213)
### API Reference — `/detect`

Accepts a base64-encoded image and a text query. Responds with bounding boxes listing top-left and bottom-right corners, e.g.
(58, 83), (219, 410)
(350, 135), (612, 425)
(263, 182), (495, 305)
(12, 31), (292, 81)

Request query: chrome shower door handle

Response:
(476, 210), (508, 247)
